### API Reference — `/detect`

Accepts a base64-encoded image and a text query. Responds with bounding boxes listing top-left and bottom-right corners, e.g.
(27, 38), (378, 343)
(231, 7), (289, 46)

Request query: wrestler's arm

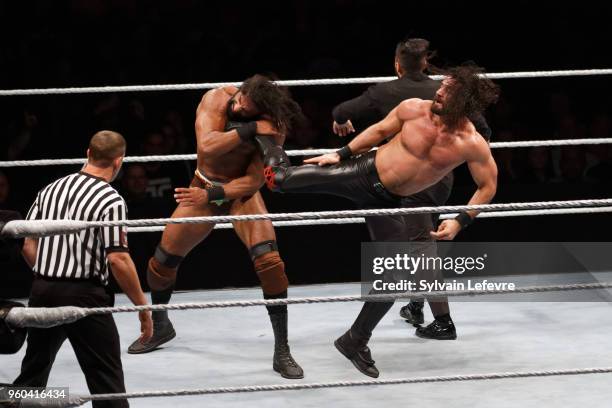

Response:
(196, 89), (279, 157)
(195, 89), (242, 157)
(223, 153), (266, 199)
(346, 104), (403, 154)
(463, 137), (498, 216)
(431, 136), (498, 240)
(174, 153), (265, 206)
(304, 99), (409, 166)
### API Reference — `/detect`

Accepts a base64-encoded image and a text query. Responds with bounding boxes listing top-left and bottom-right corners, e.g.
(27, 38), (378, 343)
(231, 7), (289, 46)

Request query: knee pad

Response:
(147, 246), (183, 291)
(251, 241), (288, 295)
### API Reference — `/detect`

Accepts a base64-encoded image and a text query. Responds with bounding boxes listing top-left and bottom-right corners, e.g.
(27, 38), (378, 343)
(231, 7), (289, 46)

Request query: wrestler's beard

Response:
(430, 103), (446, 116)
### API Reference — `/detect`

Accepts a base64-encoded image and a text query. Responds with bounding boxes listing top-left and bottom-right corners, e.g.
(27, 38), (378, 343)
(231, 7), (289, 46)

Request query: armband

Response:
(206, 185), (226, 206)
(336, 145), (353, 161)
(454, 211), (474, 229)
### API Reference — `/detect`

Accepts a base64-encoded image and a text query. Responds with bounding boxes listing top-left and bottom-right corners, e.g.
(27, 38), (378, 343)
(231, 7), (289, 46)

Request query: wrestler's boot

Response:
(267, 293), (304, 379)
(399, 300), (425, 325)
(252, 242), (303, 379)
(128, 248), (179, 354)
(252, 134), (290, 193)
(334, 301), (394, 378)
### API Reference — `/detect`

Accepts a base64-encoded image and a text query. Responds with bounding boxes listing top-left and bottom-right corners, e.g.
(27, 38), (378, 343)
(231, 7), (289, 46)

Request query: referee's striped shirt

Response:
(26, 171), (129, 286)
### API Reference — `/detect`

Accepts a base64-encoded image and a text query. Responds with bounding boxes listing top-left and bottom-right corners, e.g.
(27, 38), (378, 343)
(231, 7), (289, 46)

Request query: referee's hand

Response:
(139, 311), (153, 343)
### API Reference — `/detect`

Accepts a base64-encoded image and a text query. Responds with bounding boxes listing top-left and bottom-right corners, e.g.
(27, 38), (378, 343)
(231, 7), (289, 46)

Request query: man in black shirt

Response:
(331, 38), (492, 341)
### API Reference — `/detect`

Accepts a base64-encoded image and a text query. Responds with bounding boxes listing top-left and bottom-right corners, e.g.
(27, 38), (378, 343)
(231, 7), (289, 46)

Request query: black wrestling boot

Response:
(128, 288), (176, 354)
(334, 330), (379, 378)
(399, 301), (425, 326)
(270, 313), (304, 379)
(415, 316), (457, 340)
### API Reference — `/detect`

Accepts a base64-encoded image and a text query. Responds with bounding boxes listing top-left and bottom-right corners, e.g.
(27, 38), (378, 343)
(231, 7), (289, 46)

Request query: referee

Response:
(13, 131), (153, 408)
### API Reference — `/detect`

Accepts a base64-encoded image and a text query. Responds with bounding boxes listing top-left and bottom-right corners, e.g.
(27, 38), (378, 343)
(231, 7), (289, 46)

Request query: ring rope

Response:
(127, 206), (612, 233)
(7, 282), (612, 329)
(15, 367), (612, 407)
(1, 137), (611, 167)
(3, 199), (612, 239)
(1, 68), (611, 96)
(81, 282), (612, 315)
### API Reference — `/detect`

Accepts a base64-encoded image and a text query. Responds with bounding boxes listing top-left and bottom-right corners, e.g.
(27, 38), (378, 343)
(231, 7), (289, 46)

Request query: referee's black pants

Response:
(13, 278), (128, 408)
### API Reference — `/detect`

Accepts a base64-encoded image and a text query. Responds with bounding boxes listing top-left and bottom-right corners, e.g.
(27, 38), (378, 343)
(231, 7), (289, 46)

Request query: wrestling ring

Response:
(2, 69), (612, 407)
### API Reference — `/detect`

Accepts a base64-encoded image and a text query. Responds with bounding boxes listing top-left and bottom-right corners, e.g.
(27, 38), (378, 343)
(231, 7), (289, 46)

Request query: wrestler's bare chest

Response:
(397, 119), (466, 171)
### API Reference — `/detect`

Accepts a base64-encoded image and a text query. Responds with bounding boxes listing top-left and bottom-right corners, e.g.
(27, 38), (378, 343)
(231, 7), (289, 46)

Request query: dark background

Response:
(1, 0), (611, 297)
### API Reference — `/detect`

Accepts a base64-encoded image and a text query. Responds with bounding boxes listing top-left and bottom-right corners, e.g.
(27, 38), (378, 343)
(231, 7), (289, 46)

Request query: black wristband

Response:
(454, 211), (474, 229)
(235, 121), (258, 142)
(206, 185), (226, 203)
(336, 145), (353, 161)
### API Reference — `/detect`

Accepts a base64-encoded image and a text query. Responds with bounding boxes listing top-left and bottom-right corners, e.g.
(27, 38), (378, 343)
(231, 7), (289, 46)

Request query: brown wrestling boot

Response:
(128, 311), (176, 354)
(270, 313), (304, 379)
(334, 330), (379, 378)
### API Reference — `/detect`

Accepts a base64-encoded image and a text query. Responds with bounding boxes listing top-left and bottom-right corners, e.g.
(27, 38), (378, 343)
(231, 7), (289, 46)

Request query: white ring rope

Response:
(71, 282), (612, 315)
(1, 68), (611, 96)
(127, 206), (612, 233)
(14, 367), (612, 407)
(1, 138), (611, 167)
(7, 282), (612, 329)
(3, 199), (612, 239)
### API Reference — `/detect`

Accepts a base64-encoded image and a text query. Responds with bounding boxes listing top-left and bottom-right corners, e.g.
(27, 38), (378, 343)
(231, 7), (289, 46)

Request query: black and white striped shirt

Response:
(26, 171), (129, 285)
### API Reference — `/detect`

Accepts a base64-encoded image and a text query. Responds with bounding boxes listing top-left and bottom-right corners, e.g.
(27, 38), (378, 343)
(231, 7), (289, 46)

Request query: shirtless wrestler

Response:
(260, 64), (500, 377)
(127, 74), (304, 379)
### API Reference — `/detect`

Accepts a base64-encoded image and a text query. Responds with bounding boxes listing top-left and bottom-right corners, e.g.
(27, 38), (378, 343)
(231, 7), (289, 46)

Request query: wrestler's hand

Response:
(430, 219), (462, 240)
(174, 187), (208, 206)
(139, 311), (153, 343)
(333, 120), (355, 137)
(303, 153), (340, 166)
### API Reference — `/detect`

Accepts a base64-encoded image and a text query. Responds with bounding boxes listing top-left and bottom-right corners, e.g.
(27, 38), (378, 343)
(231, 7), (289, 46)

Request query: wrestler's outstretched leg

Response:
(231, 192), (304, 379)
(128, 201), (220, 354)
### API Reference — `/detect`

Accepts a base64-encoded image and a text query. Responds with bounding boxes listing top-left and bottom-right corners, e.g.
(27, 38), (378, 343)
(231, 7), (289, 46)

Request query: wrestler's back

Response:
(376, 100), (476, 196)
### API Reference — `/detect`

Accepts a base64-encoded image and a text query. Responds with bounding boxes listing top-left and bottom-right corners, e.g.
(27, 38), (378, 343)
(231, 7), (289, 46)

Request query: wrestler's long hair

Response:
(240, 74), (304, 135)
(438, 63), (500, 130)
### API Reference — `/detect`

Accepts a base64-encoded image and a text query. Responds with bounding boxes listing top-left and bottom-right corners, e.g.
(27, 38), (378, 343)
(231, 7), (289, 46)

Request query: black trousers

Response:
(279, 150), (453, 338)
(279, 151), (401, 207)
(13, 278), (128, 408)
(353, 177), (453, 339)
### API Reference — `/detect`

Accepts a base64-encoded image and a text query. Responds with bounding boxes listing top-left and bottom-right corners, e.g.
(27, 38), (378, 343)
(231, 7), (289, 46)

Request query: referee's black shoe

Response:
(399, 302), (425, 326)
(128, 313), (176, 354)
